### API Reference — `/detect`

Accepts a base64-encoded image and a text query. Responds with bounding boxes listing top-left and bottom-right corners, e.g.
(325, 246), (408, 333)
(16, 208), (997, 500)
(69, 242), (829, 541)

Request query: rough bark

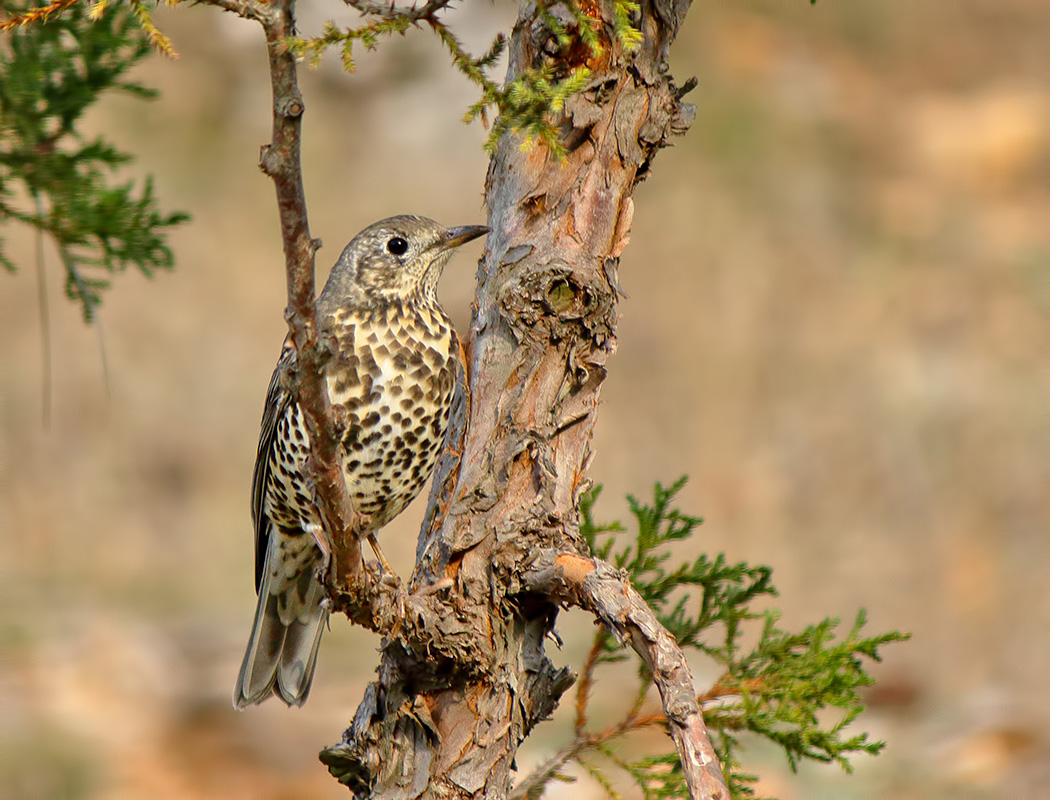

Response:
(321, 0), (727, 797)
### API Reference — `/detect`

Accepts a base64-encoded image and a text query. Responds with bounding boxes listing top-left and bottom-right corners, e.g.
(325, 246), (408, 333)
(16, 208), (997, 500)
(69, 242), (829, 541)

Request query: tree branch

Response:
(511, 737), (589, 800)
(200, 0), (365, 582)
(521, 550), (731, 800)
(573, 628), (607, 735)
(342, 0), (453, 21)
(201, 0), (269, 25)
(0, 0), (78, 31)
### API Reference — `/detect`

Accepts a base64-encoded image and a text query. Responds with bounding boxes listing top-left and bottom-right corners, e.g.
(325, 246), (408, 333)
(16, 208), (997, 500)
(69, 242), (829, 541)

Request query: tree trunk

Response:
(319, 0), (726, 797)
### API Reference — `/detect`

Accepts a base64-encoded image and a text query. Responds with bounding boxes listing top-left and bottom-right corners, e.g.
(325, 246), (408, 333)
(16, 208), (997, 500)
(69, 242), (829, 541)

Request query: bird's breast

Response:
(323, 302), (458, 526)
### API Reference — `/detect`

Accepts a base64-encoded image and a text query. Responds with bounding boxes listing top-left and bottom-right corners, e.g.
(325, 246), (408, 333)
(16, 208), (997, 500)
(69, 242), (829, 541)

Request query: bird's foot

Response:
(366, 533), (397, 578)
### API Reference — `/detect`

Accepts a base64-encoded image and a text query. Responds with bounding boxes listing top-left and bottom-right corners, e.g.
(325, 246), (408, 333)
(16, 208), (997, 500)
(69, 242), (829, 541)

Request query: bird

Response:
(234, 215), (488, 709)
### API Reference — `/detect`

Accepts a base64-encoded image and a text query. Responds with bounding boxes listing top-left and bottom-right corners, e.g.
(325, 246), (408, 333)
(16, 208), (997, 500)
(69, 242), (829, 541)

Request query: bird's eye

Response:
(387, 236), (409, 256)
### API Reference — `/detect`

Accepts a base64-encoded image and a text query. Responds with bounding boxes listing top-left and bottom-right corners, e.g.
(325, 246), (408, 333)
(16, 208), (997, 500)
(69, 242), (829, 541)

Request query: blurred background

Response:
(2, 0), (1048, 797)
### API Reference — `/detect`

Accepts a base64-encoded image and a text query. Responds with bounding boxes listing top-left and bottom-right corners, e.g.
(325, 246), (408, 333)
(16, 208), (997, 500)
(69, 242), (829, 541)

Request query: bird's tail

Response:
(234, 535), (327, 709)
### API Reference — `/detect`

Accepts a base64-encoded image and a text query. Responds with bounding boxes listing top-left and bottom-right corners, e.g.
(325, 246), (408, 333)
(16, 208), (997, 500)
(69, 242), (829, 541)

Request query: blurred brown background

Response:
(2, 1), (1048, 797)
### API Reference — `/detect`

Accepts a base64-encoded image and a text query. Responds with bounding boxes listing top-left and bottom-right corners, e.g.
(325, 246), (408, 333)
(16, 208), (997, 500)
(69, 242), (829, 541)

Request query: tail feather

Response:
(234, 534), (327, 709)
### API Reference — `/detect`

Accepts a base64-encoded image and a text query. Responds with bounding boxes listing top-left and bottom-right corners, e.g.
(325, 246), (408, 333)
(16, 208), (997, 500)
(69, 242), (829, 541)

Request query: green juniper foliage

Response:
(0, 0), (188, 321)
(564, 480), (908, 799)
(289, 0), (641, 157)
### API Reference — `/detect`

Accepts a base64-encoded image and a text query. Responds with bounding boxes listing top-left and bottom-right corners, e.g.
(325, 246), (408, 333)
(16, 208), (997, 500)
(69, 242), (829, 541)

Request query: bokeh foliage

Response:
(0, 0), (188, 321)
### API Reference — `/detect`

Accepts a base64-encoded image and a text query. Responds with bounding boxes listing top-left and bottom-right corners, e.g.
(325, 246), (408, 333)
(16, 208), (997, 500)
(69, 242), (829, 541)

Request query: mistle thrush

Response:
(234, 215), (487, 709)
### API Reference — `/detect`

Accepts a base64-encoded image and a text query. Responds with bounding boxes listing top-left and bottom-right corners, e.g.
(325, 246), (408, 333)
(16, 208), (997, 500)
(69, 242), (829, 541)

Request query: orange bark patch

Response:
(555, 553), (595, 584)
(446, 553), (463, 581)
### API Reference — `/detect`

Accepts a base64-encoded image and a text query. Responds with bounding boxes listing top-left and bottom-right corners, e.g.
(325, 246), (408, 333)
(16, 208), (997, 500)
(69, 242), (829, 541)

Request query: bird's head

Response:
(320, 215), (488, 307)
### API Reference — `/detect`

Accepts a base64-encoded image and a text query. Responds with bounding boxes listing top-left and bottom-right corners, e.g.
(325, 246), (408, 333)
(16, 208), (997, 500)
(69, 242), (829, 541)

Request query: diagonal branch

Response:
(0, 0), (78, 31)
(573, 628), (607, 735)
(522, 549), (731, 800)
(511, 705), (669, 800)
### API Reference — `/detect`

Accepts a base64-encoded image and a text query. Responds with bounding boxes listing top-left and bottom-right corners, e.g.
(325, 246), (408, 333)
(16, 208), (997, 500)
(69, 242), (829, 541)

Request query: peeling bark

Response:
(321, 0), (727, 797)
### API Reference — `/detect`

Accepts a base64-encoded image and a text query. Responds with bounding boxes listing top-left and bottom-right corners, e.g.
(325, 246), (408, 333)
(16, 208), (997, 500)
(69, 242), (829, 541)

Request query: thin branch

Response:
(511, 734), (594, 800)
(577, 756), (625, 800)
(0, 0), (78, 31)
(699, 675), (766, 705)
(32, 192), (52, 427)
(573, 628), (605, 735)
(518, 669), (759, 797)
(522, 550), (731, 800)
(262, 0), (367, 586)
(511, 707), (669, 800)
(343, 0), (452, 21)
(197, 0), (365, 584)
(56, 245), (111, 397)
(627, 674), (650, 721)
(201, 0), (270, 24)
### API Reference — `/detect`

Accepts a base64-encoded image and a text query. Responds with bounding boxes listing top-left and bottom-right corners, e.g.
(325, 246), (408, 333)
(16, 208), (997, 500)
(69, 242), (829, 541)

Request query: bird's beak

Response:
(439, 225), (489, 250)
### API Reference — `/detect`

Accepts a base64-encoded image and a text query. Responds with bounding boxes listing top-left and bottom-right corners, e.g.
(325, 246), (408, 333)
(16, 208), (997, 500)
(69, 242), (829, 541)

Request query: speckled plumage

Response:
(234, 216), (487, 709)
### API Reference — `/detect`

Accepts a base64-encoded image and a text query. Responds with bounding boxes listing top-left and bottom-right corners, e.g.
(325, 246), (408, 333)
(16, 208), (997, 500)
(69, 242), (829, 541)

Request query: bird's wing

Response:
(251, 338), (297, 591)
